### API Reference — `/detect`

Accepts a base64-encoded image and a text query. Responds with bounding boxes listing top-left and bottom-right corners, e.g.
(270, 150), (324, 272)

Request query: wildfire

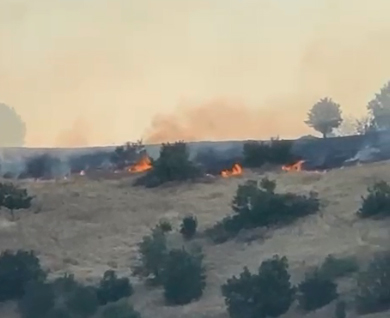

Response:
(221, 164), (243, 177)
(282, 160), (305, 172)
(128, 156), (153, 173)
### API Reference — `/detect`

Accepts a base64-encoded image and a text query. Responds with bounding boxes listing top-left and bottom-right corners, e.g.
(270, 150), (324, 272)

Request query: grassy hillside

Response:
(0, 161), (389, 317)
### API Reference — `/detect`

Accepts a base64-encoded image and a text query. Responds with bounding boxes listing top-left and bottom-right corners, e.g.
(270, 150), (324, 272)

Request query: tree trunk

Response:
(322, 132), (327, 138)
(10, 209), (14, 221)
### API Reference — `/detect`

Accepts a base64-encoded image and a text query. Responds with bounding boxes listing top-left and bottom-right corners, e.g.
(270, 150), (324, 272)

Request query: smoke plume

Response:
(1, 0), (390, 145)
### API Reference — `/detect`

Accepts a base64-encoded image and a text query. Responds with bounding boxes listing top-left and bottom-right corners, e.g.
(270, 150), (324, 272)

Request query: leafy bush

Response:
(243, 139), (296, 168)
(68, 150), (112, 173)
(194, 147), (243, 175)
(297, 268), (338, 311)
(180, 215), (198, 240)
(318, 254), (359, 280)
(132, 228), (168, 284)
(134, 141), (201, 187)
(100, 299), (141, 318)
(0, 250), (46, 302)
(207, 179), (320, 241)
(97, 270), (133, 305)
(355, 252), (390, 314)
(357, 181), (390, 218)
(0, 182), (33, 219)
(162, 247), (206, 305)
(18, 281), (55, 318)
(221, 255), (295, 318)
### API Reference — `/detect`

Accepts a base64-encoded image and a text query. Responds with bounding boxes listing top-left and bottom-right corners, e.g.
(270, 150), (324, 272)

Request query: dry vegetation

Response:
(1, 161), (390, 318)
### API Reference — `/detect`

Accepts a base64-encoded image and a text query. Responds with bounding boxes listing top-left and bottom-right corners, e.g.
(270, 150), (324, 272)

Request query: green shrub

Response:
(110, 140), (146, 170)
(0, 250), (46, 302)
(97, 270), (133, 305)
(334, 300), (347, 318)
(355, 252), (390, 314)
(100, 299), (141, 318)
(207, 178), (320, 241)
(65, 284), (99, 316)
(132, 228), (168, 284)
(156, 220), (172, 233)
(180, 215), (198, 240)
(358, 181), (390, 217)
(162, 247), (206, 305)
(221, 255), (295, 318)
(23, 154), (61, 179)
(18, 281), (55, 318)
(298, 268), (338, 311)
(319, 254), (359, 280)
(0, 182), (33, 219)
(134, 141), (201, 187)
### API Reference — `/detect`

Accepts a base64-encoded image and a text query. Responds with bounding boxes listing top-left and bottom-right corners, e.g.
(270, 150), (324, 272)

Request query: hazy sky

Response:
(1, 0), (390, 146)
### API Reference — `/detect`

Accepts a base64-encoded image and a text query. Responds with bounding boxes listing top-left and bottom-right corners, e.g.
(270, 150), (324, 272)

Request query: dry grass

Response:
(1, 162), (390, 317)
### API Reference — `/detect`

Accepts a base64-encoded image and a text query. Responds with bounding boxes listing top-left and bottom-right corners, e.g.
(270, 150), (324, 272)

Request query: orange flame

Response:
(221, 164), (243, 177)
(282, 160), (305, 172)
(128, 156), (153, 173)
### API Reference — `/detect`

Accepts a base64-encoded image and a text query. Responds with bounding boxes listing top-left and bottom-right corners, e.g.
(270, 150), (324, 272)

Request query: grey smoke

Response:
(0, 103), (26, 147)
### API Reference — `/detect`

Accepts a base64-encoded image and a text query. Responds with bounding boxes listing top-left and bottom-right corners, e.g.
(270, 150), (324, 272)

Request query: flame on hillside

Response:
(282, 160), (305, 172)
(128, 156), (152, 173)
(221, 164), (243, 178)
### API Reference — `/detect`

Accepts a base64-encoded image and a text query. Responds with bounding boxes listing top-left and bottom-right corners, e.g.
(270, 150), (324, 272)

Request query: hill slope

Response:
(0, 162), (390, 317)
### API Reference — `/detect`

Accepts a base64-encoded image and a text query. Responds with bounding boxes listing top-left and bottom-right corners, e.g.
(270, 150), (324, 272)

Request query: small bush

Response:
(355, 252), (390, 314)
(68, 150), (112, 173)
(358, 181), (390, 217)
(156, 220), (172, 233)
(132, 228), (168, 284)
(65, 285), (99, 316)
(180, 215), (198, 240)
(221, 255), (295, 318)
(0, 250), (46, 302)
(0, 182), (33, 219)
(334, 300), (347, 318)
(134, 141), (201, 187)
(207, 179), (320, 241)
(100, 299), (141, 318)
(298, 268), (338, 311)
(162, 247), (206, 305)
(18, 281), (55, 318)
(97, 270), (133, 305)
(319, 254), (359, 280)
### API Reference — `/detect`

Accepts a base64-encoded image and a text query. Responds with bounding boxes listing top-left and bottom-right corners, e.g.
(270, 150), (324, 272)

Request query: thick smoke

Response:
(1, 0), (390, 145)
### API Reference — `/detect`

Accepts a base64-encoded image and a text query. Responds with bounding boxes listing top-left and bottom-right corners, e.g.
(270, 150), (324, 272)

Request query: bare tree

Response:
(305, 97), (343, 138)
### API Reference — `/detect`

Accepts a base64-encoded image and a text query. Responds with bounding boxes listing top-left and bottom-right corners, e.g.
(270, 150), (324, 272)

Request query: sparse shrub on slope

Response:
(132, 227), (168, 284)
(297, 268), (338, 311)
(358, 180), (390, 218)
(100, 299), (141, 318)
(355, 252), (390, 314)
(134, 141), (201, 187)
(221, 255), (295, 318)
(65, 284), (99, 317)
(318, 254), (359, 280)
(180, 215), (198, 240)
(0, 182), (33, 220)
(207, 178), (320, 242)
(162, 247), (206, 305)
(97, 270), (133, 306)
(0, 250), (46, 302)
(334, 300), (347, 318)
